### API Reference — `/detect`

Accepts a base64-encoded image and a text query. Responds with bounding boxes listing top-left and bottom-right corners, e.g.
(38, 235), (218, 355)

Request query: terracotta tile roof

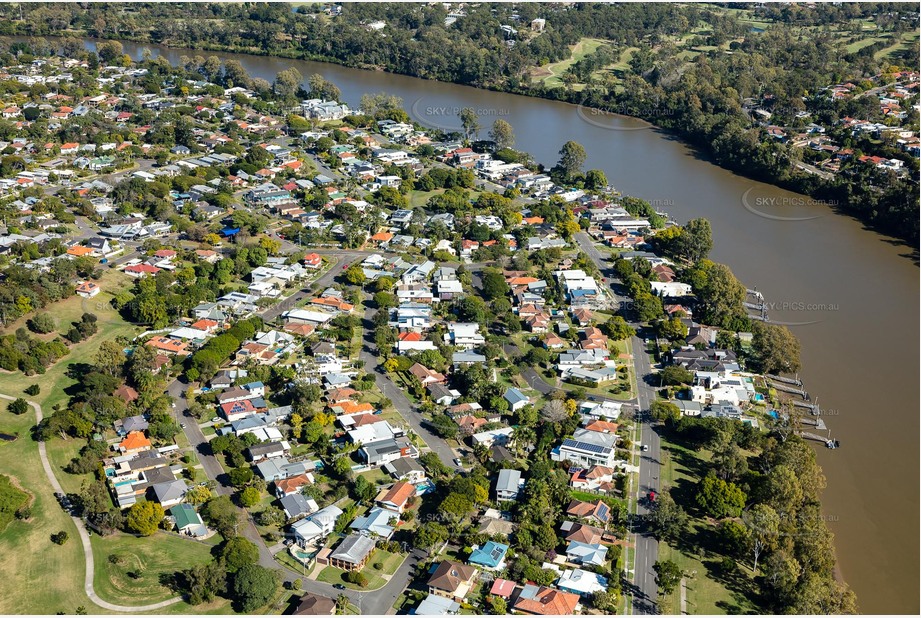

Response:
(584, 420), (619, 433)
(276, 474), (312, 495)
(119, 431), (151, 452)
(513, 587), (580, 615)
(377, 481), (416, 509)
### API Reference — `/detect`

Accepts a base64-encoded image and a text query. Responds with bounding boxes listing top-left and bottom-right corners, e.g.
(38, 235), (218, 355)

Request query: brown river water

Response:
(45, 38), (921, 613)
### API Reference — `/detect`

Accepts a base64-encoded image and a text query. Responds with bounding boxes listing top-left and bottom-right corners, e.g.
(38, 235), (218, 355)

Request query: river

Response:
(61, 39), (921, 613)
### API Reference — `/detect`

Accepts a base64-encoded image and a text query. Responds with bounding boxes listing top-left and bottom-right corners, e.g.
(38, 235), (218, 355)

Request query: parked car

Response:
(642, 444), (649, 452)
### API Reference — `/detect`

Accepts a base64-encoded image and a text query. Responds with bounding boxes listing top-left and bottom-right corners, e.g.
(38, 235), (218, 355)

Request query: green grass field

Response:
(0, 473), (30, 531)
(90, 531), (219, 607)
(536, 38), (608, 88)
(0, 269), (140, 411)
(655, 435), (759, 615)
(0, 400), (89, 615)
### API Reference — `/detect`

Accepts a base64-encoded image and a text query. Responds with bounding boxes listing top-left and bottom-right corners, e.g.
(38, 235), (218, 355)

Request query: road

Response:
(258, 250), (368, 323)
(359, 305), (462, 471)
(575, 232), (661, 613)
(0, 393), (182, 613)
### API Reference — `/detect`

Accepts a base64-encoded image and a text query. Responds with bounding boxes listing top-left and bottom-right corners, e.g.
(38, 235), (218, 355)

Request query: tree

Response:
(681, 218), (713, 264)
(202, 496), (241, 538)
(743, 503), (781, 572)
(489, 119), (514, 150)
(751, 322), (801, 374)
(238, 486), (260, 508)
(27, 313), (55, 334)
(184, 485), (213, 506)
(221, 537), (260, 573)
(481, 269), (510, 300)
(353, 476), (377, 504)
(273, 68), (302, 102)
(97, 40), (124, 63)
(459, 107), (480, 140)
(604, 316), (635, 340)
(584, 169), (608, 190)
(649, 400), (680, 423)
(540, 399), (569, 424)
(695, 471), (746, 518)
(413, 521), (449, 550)
(659, 317), (689, 341)
(344, 264), (366, 286)
(93, 341), (126, 376)
(7, 398), (28, 415)
(182, 560), (227, 605)
(592, 589), (619, 613)
(439, 492), (474, 521)
(231, 564), (279, 613)
(647, 491), (688, 541)
(653, 560), (682, 595)
(557, 141), (586, 180)
(660, 365), (694, 386)
(126, 501), (165, 536)
(51, 530), (69, 545)
(229, 467), (254, 487)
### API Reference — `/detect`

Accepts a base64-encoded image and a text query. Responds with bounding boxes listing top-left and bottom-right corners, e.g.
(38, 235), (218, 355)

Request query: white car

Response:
(211, 417), (221, 424)
(642, 444), (649, 452)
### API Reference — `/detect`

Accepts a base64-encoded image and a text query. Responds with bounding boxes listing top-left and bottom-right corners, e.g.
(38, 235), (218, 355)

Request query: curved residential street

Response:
(0, 394), (182, 613)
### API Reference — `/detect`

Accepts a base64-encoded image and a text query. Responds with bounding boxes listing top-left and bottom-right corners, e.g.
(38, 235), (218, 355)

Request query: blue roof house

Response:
(468, 541), (509, 570)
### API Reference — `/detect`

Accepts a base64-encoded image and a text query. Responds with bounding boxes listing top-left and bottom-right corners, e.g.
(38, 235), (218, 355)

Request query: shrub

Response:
(7, 398), (28, 415)
(27, 313), (55, 334)
(24, 384), (40, 396)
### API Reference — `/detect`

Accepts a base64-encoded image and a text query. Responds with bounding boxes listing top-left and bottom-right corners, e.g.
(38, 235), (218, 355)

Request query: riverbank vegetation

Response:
(3, 2), (916, 246)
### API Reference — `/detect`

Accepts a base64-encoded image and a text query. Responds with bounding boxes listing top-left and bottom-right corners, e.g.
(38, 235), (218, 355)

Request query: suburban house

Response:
(292, 505), (343, 547)
(565, 540), (609, 567)
(292, 593), (336, 616)
(427, 561), (479, 601)
(504, 388), (529, 411)
(552, 429), (620, 468)
(513, 585), (580, 615)
(556, 568), (608, 597)
(170, 504), (208, 537)
(75, 281), (100, 298)
(117, 431), (151, 455)
(566, 499), (611, 524)
(280, 494), (319, 520)
(349, 506), (401, 539)
(468, 541), (509, 571)
(495, 469), (524, 501)
(148, 479), (188, 508)
(415, 594), (460, 616)
(375, 481), (416, 513)
(382, 456), (426, 483)
(358, 436), (419, 467)
(326, 533), (376, 571)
